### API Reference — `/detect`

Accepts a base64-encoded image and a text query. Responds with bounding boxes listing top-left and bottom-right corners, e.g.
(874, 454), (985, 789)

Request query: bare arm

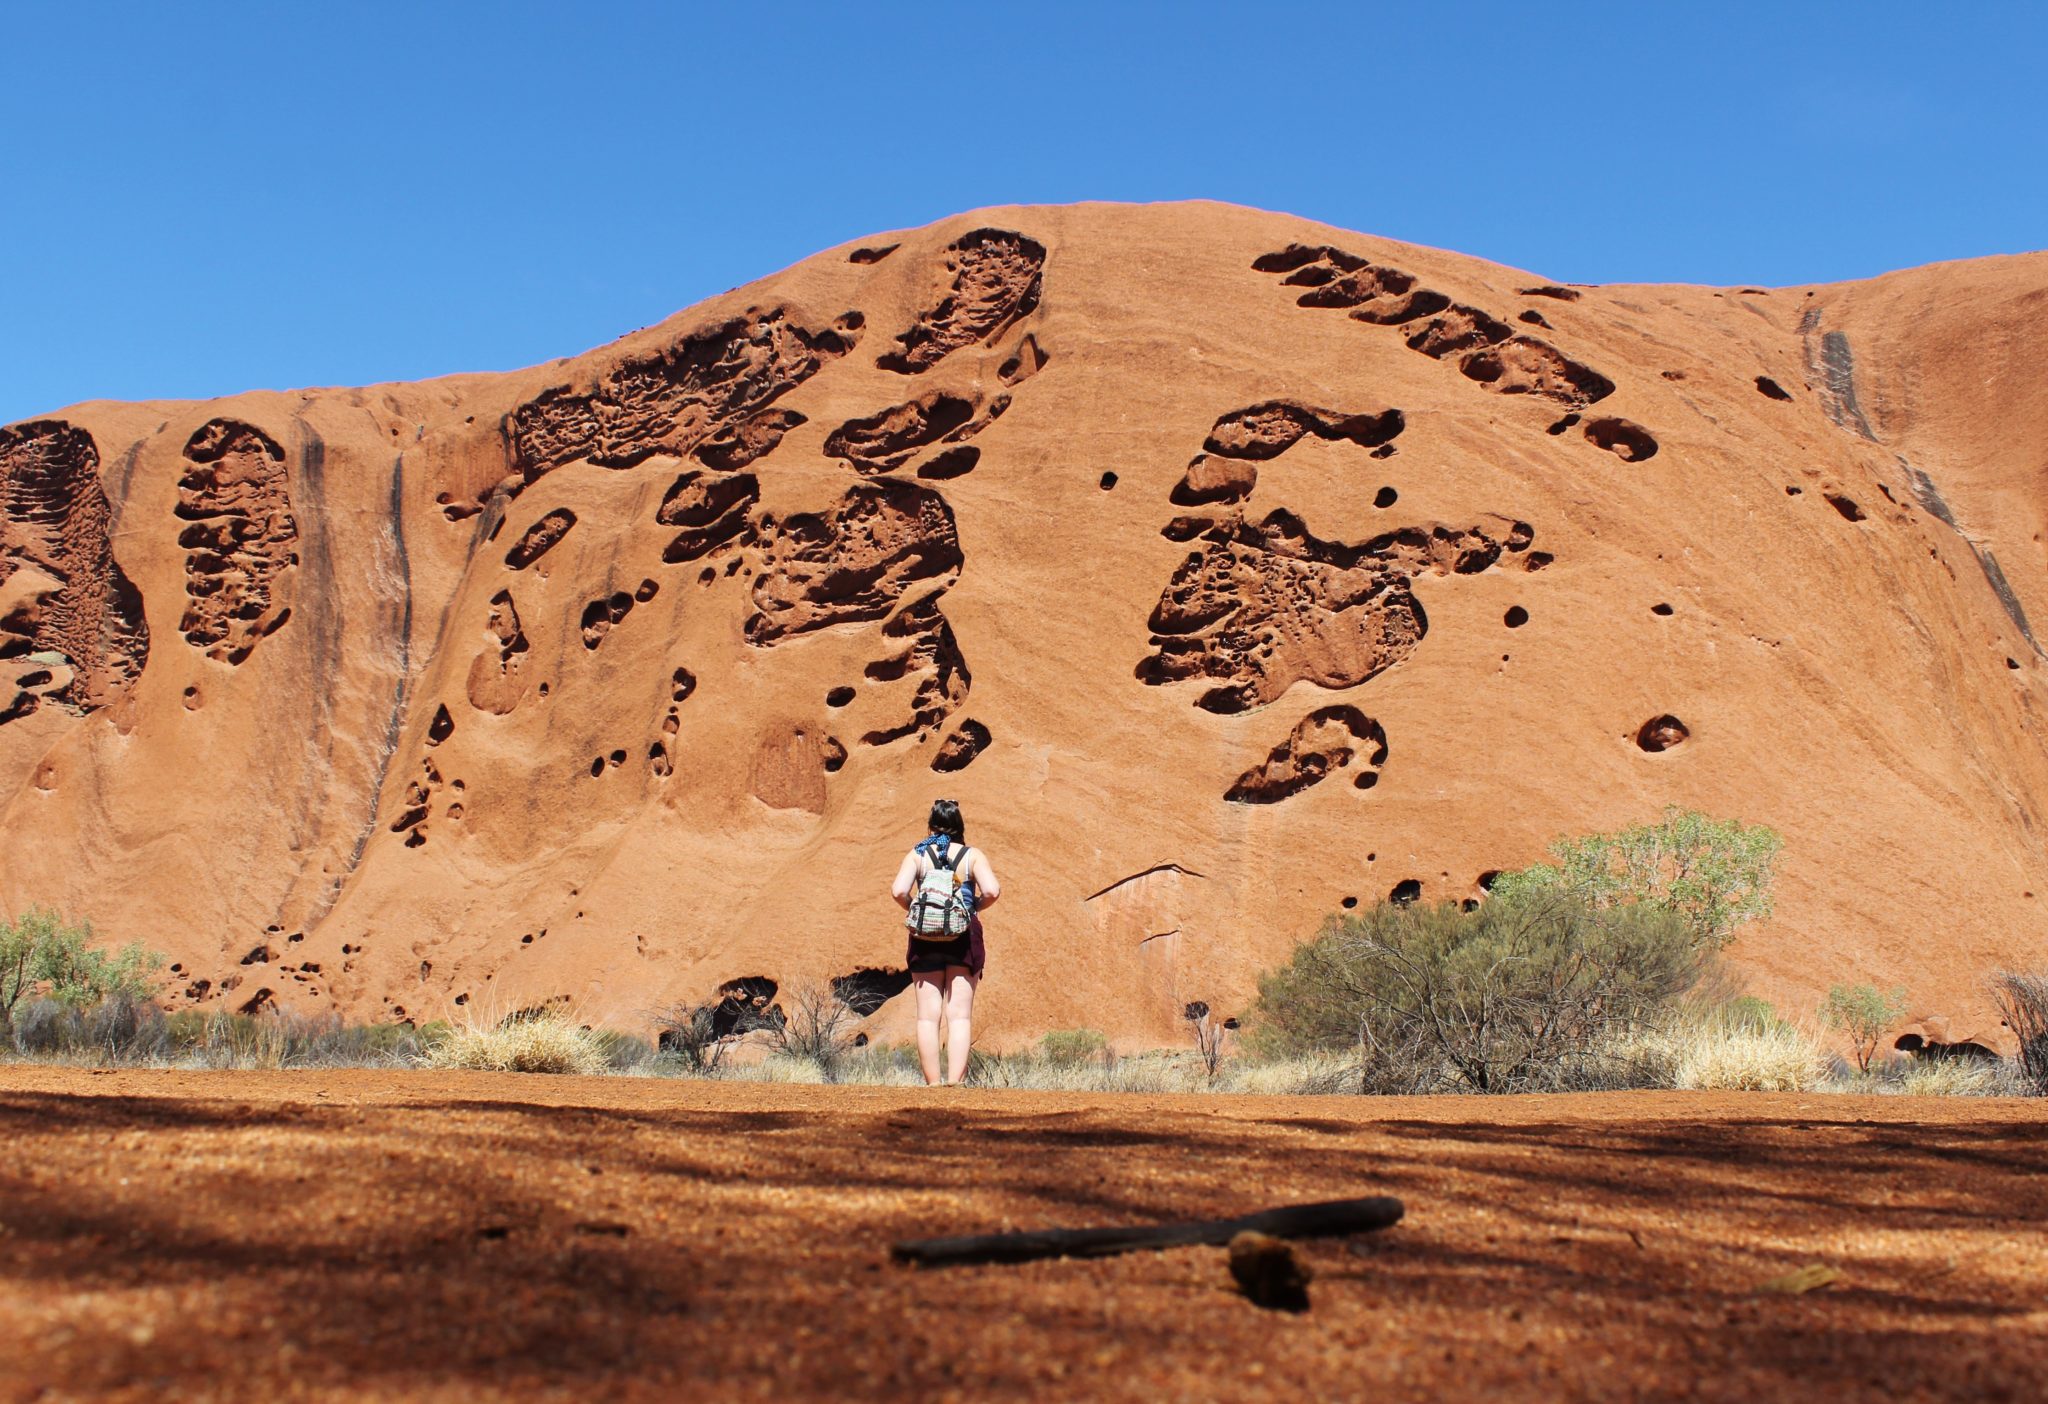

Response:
(890, 851), (919, 910)
(970, 849), (1001, 910)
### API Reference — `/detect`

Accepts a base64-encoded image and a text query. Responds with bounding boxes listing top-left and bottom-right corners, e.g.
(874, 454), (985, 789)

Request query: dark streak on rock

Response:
(335, 450), (415, 907)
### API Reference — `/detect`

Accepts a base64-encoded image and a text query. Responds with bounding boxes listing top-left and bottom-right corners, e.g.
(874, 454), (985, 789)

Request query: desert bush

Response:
(1248, 892), (1702, 1093)
(1836, 1056), (2018, 1097)
(770, 984), (861, 1082)
(1820, 983), (1909, 1074)
(1, 908), (164, 1027)
(1244, 921), (1386, 1062)
(653, 1002), (735, 1073)
(9, 993), (171, 1060)
(1988, 971), (2048, 1095)
(1489, 808), (1782, 950)
(653, 984), (788, 1073)
(83, 991), (171, 1058)
(742, 1053), (830, 1084)
(965, 1047), (1205, 1094)
(5, 997), (431, 1069)
(422, 1010), (609, 1075)
(7, 998), (73, 1055)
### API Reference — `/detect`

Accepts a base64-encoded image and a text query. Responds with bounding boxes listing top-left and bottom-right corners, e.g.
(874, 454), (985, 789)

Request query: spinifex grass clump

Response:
(423, 1008), (611, 1075)
(1660, 1017), (1828, 1092)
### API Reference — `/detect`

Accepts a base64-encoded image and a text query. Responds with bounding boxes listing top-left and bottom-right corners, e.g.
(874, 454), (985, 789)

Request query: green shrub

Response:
(1489, 808), (1782, 950)
(1246, 922), (1384, 1063)
(0, 907), (164, 1026)
(1820, 983), (1909, 1074)
(10, 993), (172, 1060)
(1248, 892), (1703, 1092)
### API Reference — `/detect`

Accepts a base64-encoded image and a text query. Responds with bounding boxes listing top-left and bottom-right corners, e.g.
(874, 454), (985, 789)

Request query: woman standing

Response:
(890, 799), (1001, 1085)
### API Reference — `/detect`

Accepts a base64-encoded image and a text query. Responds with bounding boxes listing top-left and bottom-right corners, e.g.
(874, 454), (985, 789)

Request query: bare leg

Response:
(913, 971), (945, 1086)
(943, 966), (978, 1085)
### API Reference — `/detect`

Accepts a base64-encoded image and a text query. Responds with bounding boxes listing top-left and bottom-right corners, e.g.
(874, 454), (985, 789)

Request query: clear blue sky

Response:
(4, 1), (2043, 423)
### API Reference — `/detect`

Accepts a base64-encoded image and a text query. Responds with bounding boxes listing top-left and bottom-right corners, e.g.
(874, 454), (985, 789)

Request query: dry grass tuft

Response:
(423, 1010), (609, 1075)
(1662, 1020), (1828, 1092)
(1894, 1058), (2012, 1097)
(1219, 1052), (1361, 1096)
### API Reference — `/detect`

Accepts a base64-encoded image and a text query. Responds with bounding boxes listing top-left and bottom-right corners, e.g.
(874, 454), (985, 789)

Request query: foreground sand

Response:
(1, 1071), (2044, 1401)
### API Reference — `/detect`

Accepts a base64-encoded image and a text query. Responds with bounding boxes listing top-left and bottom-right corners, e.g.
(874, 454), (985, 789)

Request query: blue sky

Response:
(3, 1), (2043, 423)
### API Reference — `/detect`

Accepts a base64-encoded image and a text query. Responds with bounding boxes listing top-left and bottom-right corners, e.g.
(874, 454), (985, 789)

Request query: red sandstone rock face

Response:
(1, 204), (2045, 1045)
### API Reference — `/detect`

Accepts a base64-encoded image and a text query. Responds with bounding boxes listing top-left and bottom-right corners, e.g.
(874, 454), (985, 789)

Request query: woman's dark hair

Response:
(928, 798), (965, 842)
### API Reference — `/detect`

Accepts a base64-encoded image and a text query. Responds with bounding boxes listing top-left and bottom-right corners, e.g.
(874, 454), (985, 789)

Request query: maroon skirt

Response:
(906, 914), (985, 976)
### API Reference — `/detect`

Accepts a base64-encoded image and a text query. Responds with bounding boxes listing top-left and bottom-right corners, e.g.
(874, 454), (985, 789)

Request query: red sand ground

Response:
(2, 1070), (2044, 1401)
(5, 202), (2046, 1050)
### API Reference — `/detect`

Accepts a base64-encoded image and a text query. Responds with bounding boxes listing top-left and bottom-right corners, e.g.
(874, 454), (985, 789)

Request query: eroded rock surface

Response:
(1227, 706), (1387, 803)
(879, 229), (1045, 374)
(0, 420), (149, 720)
(5, 204), (2044, 1054)
(176, 419), (298, 663)
(1140, 511), (1533, 714)
(1254, 244), (1615, 407)
(510, 308), (861, 480)
(746, 481), (962, 646)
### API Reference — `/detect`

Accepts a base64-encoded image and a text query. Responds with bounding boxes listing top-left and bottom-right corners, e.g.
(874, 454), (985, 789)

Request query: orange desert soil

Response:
(3, 201), (2046, 1047)
(1, 1070), (2044, 1401)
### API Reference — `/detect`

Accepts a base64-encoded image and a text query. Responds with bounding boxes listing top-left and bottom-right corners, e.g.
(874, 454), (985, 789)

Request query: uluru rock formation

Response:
(3, 202), (2044, 1045)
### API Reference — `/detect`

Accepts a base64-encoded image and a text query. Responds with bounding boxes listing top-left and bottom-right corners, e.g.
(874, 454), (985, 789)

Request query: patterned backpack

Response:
(906, 836), (977, 940)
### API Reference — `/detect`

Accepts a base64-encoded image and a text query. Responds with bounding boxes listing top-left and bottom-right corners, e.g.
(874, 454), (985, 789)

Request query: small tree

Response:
(1489, 808), (1782, 950)
(1, 908), (163, 1028)
(1820, 984), (1908, 1074)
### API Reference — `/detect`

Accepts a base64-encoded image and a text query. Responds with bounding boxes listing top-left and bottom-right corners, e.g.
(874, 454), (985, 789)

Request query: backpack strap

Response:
(914, 834), (960, 874)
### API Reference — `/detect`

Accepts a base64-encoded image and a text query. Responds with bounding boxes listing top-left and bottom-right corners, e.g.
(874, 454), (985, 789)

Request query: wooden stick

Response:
(892, 1195), (1404, 1268)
